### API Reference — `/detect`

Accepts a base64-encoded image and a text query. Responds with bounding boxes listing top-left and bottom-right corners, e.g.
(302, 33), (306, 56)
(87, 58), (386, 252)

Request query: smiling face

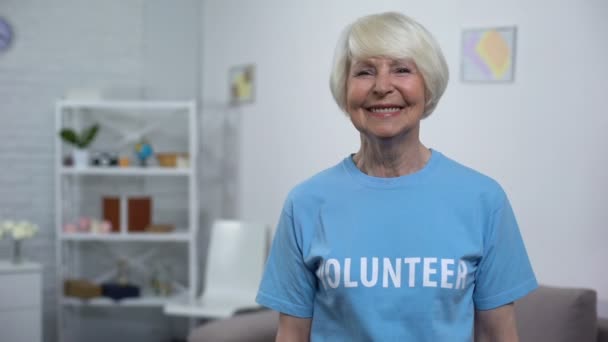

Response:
(345, 56), (427, 140)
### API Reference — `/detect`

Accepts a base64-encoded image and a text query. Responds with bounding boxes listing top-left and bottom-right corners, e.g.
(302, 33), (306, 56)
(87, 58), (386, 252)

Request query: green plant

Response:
(59, 124), (99, 149)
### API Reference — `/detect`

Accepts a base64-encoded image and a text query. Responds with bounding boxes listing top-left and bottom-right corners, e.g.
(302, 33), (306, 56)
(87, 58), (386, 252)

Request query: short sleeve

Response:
(256, 198), (317, 318)
(473, 192), (538, 310)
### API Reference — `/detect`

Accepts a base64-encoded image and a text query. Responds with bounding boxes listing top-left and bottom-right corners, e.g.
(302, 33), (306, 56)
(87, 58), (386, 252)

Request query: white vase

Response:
(73, 150), (89, 169)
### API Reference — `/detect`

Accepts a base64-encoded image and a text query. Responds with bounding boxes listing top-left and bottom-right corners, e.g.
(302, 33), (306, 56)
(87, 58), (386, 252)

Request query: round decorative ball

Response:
(135, 141), (154, 165)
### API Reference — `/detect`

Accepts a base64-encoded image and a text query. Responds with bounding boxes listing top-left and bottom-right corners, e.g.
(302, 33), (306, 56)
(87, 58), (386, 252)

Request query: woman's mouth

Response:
(366, 106), (404, 118)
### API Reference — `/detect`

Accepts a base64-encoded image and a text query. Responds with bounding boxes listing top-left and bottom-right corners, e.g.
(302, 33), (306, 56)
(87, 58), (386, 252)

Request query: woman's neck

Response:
(353, 135), (431, 178)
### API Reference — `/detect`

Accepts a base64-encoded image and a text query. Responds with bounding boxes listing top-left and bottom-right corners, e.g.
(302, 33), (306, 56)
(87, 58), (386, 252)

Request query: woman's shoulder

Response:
(435, 151), (507, 202)
(284, 158), (350, 204)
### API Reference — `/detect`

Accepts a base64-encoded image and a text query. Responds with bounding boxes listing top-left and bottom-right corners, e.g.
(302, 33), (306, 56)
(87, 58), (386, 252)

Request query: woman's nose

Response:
(373, 72), (394, 96)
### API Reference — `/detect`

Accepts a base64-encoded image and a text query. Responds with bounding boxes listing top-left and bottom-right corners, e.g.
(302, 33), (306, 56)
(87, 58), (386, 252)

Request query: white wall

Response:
(0, 2), (144, 340)
(142, 0), (200, 100)
(202, 0), (608, 317)
(0, 1), (203, 340)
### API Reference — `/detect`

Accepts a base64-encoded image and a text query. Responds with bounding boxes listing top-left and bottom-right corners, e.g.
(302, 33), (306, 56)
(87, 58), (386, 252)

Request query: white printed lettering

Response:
(441, 259), (454, 289)
(455, 260), (468, 289)
(403, 257), (421, 288)
(382, 258), (402, 288)
(423, 258), (438, 287)
(360, 257), (378, 287)
(326, 258), (341, 288)
(344, 258), (358, 288)
(320, 257), (468, 291)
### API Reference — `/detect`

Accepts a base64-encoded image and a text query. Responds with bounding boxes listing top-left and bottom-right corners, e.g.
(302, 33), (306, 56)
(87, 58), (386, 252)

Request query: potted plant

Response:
(59, 124), (99, 169)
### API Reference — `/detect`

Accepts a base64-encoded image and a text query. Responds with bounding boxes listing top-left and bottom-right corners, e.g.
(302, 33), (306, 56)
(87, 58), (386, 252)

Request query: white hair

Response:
(329, 12), (449, 118)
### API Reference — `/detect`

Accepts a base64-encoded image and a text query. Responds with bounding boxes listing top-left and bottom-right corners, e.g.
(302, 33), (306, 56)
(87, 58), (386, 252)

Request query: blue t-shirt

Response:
(256, 150), (537, 341)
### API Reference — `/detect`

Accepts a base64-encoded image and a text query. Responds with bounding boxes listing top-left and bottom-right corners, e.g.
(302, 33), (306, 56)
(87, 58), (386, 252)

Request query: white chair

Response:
(164, 219), (269, 318)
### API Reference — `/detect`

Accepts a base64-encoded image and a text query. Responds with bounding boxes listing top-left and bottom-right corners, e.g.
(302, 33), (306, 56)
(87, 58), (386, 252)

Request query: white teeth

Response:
(370, 107), (401, 113)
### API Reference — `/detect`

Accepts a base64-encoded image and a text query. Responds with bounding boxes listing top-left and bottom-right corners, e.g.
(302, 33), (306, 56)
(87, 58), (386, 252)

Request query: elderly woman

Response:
(256, 12), (537, 341)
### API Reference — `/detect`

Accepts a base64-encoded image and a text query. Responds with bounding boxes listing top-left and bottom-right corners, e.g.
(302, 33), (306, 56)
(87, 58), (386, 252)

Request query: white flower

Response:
(0, 221), (10, 239)
(0, 220), (38, 241)
(1, 220), (15, 231)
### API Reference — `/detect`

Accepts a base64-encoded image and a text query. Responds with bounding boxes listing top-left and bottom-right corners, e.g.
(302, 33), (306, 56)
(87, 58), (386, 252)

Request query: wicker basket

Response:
(156, 153), (178, 167)
(64, 279), (102, 299)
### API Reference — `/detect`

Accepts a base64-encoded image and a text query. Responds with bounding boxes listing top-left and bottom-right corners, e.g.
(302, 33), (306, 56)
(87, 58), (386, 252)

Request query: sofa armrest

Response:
(598, 318), (608, 342)
(515, 285), (598, 342)
(188, 309), (277, 342)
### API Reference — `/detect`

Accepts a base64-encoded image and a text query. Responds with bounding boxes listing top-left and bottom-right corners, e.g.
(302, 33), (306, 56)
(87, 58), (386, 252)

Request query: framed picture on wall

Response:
(461, 26), (517, 82)
(229, 64), (255, 105)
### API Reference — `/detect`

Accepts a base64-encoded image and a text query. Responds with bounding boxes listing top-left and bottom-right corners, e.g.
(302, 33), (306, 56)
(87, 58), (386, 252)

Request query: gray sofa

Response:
(189, 285), (608, 342)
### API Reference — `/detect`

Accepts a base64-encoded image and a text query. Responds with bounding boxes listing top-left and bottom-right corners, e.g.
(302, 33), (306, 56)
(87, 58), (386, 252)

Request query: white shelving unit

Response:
(60, 167), (192, 176)
(61, 292), (189, 307)
(54, 100), (199, 342)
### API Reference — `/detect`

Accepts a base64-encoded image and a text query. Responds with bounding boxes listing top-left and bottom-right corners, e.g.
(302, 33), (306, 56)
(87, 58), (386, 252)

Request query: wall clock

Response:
(0, 17), (13, 52)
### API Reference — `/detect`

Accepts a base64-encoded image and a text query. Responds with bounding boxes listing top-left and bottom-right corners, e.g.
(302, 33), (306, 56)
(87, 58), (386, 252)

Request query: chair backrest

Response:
(203, 220), (268, 298)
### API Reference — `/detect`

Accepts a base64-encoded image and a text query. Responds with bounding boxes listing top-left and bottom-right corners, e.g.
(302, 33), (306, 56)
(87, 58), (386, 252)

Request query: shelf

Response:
(60, 232), (191, 242)
(57, 100), (194, 111)
(0, 261), (42, 273)
(62, 293), (187, 307)
(60, 167), (192, 176)
(55, 98), (199, 341)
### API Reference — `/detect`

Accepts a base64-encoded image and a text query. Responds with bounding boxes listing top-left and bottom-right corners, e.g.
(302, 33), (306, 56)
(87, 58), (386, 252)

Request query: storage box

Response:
(101, 283), (140, 301)
(102, 197), (121, 232)
(64, 279), (102, 300)
(128, 197), (151, 232)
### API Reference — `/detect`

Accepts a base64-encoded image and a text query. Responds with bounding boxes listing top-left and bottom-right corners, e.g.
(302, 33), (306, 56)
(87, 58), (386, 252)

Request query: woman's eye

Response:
(395, 67), (411, 74)
(355, 70), (373, 76)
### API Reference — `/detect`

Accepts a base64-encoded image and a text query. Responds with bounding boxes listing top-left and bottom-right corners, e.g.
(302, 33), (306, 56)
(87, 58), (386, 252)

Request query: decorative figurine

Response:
(134, 139), (154, 167)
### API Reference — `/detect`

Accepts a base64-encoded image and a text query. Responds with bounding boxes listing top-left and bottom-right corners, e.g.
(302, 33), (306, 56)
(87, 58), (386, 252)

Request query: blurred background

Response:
(0, 0), (606, 341)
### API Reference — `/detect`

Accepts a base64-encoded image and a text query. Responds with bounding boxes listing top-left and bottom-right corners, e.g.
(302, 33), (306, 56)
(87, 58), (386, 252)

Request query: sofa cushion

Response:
(515, 285), (597, 342)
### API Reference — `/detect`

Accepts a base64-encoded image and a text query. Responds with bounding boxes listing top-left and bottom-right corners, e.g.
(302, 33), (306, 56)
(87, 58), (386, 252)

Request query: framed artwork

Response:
(229, 64), (255, 105)
(461, 26), (517, 82)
